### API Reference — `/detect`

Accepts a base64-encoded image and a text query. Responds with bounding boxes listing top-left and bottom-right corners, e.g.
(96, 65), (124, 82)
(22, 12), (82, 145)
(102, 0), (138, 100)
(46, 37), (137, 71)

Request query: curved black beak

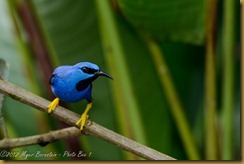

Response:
(96, 71), (113, 80)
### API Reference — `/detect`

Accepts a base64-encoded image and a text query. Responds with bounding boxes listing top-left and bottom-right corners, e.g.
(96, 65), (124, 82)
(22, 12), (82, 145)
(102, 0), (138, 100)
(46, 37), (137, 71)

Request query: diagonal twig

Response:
(0, 127), (81, 148)
(0, 79), (176, 160)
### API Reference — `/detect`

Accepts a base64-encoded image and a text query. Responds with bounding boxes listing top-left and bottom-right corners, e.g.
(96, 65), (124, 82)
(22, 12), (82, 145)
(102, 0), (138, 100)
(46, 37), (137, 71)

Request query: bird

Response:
(47, 62), (113, 130)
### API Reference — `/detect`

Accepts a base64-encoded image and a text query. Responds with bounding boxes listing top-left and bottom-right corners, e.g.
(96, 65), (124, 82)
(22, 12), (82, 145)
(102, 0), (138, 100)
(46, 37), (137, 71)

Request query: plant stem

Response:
(0, 59), (9, 139)
(146, 38), (200, 160)
(0, 79), (175, 160)
(15, 0), (54, 96)
(204, 0), (218, 160)
(95, 0), (146, 159)
(28, 0), (60, 67)
(221, 0), (236, 159)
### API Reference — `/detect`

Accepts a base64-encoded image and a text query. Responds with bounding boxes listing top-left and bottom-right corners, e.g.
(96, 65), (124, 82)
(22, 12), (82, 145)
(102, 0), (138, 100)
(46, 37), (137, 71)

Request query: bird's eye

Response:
(81, 67), (88, 73)
(81, 66), (97, 74)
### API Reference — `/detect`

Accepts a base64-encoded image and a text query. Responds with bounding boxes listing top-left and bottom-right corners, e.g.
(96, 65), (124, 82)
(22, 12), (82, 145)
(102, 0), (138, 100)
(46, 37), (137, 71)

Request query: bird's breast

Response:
(51, 77), (92, 103)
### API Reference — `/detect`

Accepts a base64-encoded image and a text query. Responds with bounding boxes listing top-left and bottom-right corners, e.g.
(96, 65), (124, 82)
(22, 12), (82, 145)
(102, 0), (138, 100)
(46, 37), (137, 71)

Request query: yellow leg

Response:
(48, 98), (60, 113)
(76, 102), (92, 130)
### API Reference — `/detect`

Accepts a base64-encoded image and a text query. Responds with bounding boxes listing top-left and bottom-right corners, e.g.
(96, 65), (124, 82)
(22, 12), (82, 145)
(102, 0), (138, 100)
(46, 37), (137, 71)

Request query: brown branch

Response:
(0, 79), (176, 160)
(0, 127), (80, 148)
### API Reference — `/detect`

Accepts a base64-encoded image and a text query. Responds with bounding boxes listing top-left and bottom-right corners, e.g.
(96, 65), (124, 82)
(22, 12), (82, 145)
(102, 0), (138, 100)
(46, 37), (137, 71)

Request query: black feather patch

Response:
(81, 67), (99, 74)
(76, 76), (97, 91)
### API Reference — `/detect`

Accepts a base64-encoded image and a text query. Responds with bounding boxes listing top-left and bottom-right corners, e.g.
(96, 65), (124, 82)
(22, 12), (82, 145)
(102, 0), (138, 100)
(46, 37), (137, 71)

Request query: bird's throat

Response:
(75, 76), (98, 91)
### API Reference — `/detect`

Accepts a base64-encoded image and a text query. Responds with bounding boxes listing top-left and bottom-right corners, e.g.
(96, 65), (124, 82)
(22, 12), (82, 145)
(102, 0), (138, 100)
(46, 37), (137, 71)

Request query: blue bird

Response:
(48, 62), (113, 130)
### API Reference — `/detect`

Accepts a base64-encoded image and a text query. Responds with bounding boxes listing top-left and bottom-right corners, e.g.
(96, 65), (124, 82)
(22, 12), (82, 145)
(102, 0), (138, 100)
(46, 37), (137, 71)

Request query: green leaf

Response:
(118, 0), (205, 45)
(114, 15), (174, 157)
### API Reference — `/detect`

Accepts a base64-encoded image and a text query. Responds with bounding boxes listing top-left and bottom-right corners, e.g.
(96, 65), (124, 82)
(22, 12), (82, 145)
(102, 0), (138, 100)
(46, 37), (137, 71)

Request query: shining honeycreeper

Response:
(48, 62), (113, 130)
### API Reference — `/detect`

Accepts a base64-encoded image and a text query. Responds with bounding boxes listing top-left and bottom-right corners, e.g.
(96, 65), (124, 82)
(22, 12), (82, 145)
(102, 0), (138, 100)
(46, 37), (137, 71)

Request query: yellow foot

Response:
(48, 98), (59, 113)
(76, 114), (89, 130)
(76, 102), (92, 130)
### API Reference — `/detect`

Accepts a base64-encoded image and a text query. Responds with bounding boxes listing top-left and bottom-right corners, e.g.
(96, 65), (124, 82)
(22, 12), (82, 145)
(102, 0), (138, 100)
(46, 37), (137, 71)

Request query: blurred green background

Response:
(0, 0), (240, 160)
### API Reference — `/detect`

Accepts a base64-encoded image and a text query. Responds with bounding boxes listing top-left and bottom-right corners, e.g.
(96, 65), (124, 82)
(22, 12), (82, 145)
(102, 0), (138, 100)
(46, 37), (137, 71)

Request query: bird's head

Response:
(49, 62), (113, 92)
(74, 62), (113, 80)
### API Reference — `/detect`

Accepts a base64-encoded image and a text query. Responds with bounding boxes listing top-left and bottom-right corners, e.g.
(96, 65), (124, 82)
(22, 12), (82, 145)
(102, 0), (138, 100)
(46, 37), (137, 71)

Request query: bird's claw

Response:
(76, 114), (89, 130)
(48, 98), (59, 113)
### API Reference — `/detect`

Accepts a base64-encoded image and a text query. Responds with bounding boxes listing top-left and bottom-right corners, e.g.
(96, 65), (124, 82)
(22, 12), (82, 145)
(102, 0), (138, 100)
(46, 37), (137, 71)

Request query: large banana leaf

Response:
(118, 0), (205, 45)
